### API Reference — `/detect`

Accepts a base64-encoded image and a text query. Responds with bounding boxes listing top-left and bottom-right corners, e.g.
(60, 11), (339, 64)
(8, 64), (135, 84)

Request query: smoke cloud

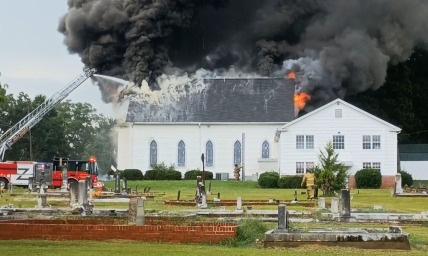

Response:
(59, 0), (428, 105)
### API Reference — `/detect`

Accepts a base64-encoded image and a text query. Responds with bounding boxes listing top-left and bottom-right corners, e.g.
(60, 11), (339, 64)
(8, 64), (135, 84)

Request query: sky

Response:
(0, 0), (114, 117)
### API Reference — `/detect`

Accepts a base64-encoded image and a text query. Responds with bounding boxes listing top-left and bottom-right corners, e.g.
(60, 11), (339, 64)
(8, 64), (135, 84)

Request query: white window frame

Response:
(305, 162), (314, 172)
(296, 161), (314, 174)
(372, 162), (381, 170)
(296, 135), (314, 149)
(362, 135), (371, 149)
(296, 135), (304, 149)
(333, 135), (345, 149)
(296, 162), (305, 174)
(373, 135), (381, 149)
(306, 135), (314, 149)
(363, 135), (381, 150)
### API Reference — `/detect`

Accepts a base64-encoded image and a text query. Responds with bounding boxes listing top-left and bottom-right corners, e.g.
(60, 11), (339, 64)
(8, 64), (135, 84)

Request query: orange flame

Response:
(294, 93), (311, 110)
(288, 72), (296, 79)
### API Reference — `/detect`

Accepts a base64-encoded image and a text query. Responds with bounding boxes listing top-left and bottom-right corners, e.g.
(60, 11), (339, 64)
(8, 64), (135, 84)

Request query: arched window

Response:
(234, 140), (241, 164)
(150, 140), (157, 166)
(262, 140), (270, 158)
(178, 140), (185, 167)
(206, 140), (214, 167)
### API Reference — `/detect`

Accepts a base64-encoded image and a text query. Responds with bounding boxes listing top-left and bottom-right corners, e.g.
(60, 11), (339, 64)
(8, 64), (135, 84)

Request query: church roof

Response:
(126, 78), (295, 123)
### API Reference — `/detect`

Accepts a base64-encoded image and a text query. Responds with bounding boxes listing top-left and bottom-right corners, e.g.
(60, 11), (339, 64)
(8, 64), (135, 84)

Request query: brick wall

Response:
(348, 175), (395, 189)
(0, 220), (237, 243)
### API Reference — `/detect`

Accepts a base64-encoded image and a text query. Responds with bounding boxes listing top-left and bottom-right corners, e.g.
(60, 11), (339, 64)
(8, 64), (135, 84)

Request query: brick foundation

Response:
(348, 175), (395, 189)
(0, 219), (237, 243)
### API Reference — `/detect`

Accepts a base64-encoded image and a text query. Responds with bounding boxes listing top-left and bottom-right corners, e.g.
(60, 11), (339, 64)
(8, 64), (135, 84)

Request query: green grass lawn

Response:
(102, 180), (428, 213)
(1, 181), (428, 255)
(2, 180), (428, 212)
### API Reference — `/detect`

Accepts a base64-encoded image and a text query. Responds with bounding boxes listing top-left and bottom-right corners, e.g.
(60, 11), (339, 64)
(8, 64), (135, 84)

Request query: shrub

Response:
(278, 176), (303, 189)
(232, 219), (269, 246)
(120, 169), (144, 180)
(144, 163), (182, 180)
(354, 168), (382, 189)
(184, 169), (213, 180)
(399, 170), (413, 187)
(258, 171), (279, 188)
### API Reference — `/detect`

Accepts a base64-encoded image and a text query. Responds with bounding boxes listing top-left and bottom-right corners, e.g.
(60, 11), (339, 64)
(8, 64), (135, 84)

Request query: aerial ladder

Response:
(0, 68), (97, 161)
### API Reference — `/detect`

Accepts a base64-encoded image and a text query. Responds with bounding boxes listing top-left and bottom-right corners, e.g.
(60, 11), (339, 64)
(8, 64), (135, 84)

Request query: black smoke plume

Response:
(59, 0), (428, 105)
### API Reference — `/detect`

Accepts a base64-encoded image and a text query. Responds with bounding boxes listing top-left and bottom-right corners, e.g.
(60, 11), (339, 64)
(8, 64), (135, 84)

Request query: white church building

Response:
(116, 78), (401, 188)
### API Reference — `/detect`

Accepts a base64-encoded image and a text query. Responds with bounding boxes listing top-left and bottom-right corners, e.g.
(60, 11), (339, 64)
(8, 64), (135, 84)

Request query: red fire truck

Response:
(32, 156), (103, 190)
(0, 69), (99, 190)
(0, 161), (36, 189)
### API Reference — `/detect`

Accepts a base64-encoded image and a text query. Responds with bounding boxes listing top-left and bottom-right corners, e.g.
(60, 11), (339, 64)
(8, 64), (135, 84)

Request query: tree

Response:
(0, 82), (7, 104)
(314, 141), (348, 195)
(82, 117), (116, 175)
(0, 86), (115, 173)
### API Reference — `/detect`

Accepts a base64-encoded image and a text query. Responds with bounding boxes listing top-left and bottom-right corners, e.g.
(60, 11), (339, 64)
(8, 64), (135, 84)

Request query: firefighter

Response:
(301, 169), (316, 199)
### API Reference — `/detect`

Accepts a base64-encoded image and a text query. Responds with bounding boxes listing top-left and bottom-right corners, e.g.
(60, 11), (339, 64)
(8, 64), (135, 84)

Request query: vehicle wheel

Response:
(0, 178), (9, 190)
(68, 180), (78, 191)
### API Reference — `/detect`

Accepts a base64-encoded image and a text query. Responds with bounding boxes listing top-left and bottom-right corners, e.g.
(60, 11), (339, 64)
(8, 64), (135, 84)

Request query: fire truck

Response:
(32, 156), (103, 190)
(0, 161), (36, 189)
(0, 68), (99, 189)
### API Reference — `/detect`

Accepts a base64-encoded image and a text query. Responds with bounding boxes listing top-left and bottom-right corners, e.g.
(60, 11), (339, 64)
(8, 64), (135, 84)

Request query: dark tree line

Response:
(345, 47), (428, 143)
(0, 85), (116, 174)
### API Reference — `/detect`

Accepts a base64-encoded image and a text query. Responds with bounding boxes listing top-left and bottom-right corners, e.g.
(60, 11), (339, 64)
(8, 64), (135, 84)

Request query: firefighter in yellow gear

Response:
(301, 169), (316, 199)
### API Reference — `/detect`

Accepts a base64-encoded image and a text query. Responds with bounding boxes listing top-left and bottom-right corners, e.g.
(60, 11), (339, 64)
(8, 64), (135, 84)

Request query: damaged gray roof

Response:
(126, 78), (295, 123)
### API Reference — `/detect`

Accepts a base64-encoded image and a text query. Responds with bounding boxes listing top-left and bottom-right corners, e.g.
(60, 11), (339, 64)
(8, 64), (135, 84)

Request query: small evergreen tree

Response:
(314, 141), (348, 195)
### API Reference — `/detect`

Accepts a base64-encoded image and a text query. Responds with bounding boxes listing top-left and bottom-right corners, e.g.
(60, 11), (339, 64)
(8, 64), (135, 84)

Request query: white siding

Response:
(118, 123), (283, 177)
(116, 124), (133, 170)
(400, 161), (428, 180)
(280, 101), (399, 176)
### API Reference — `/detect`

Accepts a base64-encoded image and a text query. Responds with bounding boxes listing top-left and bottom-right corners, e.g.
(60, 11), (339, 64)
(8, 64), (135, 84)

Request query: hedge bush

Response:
(354, 168), (382, 189)
(258, 171), (279, 188)
(278, 176), (303, 189)
(144, 163), (182, 180)
(184, 169), (213, 180)
(399, 170), (413, 187)
(120, 169), (144, 180)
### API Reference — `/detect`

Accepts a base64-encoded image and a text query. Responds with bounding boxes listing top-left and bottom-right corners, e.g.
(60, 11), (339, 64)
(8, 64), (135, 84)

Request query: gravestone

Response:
(114, 174), (121, 194)
(78, 180), (87, 205)
(277, 204), (289, 232)
(37, 182), (47, 208)
(318, 197), (326, 209)
(69, 181), (78, 207)
(339, 189), (351, 218)
(60, 165), (68, 192)
(395, 173), (403, 194)
(237, 197), (242, 210)
(196, 176), (207, 208)
(129, 197), (146, 225)
(331, 198), (339, 214)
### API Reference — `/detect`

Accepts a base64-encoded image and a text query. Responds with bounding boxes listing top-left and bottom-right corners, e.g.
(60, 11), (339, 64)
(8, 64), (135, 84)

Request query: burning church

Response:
(58, 1), (427, 185)
(117, 77), (295, 180)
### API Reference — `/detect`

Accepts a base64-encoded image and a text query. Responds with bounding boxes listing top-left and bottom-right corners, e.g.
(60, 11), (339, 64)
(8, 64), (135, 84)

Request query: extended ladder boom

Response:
(0, 68), (96, 160)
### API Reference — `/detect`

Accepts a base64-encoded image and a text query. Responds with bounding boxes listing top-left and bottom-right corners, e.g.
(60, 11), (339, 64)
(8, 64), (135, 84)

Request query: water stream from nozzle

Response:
(93, 74), (129, 85)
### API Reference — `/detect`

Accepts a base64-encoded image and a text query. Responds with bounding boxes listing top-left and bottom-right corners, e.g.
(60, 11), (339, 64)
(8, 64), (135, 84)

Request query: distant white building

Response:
(116, 79), (401, 187)
(399, 144), (428, 180)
